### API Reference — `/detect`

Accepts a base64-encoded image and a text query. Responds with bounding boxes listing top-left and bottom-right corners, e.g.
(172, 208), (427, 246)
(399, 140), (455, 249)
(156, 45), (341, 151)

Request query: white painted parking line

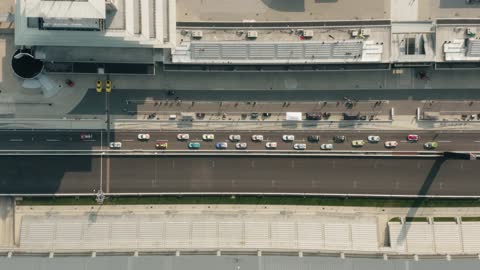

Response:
(474, 141), (480, 143)
(9, 139), (24, 142)
(121, 139), (134, 142)
(437, 141), (452, 143)
(46, 139), (60, 142)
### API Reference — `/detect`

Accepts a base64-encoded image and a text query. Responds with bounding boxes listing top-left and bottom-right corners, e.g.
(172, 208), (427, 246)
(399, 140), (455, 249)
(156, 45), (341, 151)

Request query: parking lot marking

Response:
(437, 140), (451, 143)
(46, 139), (60, 142)
(9, 139), (23, 142)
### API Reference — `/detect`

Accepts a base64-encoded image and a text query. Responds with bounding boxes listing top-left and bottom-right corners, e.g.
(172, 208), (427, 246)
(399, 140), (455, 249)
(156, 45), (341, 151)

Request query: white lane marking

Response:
(9, 139), (23, 142)
(46, 139), (60, 142)
(437, 140), (451, 143)
(474, 141), (480, 143)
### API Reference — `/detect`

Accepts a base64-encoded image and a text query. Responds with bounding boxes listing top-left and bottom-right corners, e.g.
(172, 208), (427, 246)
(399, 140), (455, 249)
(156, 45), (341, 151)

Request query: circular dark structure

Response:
(11, 49), (44, 79)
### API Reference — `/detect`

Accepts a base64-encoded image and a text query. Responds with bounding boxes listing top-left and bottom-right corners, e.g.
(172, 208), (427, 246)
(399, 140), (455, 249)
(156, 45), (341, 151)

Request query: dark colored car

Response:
(306, 113), (322, 120)
(308, 135), (320, 142)
(251, 113), (259, 119)
(333, 135), (346, 143)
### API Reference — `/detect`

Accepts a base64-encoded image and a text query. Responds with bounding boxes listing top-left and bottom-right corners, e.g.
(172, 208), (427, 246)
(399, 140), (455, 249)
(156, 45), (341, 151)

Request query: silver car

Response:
(251, 135), (264, 142)
(293, 143), (306, 150)
(320, 143), (333, 150)
(282, 135), (295, 142)
(265, 142), (277, 149)
(109, 142), (122, 149)
(202, 134), (215, 141)
(235, 142), (248, 149)
(367, 135), (381, 143)
(229, 134), (241, 142)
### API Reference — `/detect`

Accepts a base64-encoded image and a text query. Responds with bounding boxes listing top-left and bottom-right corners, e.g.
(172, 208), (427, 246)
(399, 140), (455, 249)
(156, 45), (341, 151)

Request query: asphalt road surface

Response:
(0, 130), (479, 152)
(1, 155), (479, 196)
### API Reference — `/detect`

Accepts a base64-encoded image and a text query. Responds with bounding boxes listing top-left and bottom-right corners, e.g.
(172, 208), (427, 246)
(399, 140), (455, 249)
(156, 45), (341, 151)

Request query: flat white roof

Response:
(15, 0), (177, 48)
(25, 0), (106, 19)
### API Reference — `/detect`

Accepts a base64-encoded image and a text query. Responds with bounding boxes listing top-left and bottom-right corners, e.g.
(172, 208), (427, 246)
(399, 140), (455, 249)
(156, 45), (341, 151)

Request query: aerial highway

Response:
(0, 155), (478, 196)
(0, 130), (479, 152)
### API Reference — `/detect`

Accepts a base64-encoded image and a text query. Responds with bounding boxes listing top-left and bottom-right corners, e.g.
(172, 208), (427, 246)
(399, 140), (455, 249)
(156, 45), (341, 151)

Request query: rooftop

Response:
(15, 0), (176, 48)
(24, 0), (105, 19)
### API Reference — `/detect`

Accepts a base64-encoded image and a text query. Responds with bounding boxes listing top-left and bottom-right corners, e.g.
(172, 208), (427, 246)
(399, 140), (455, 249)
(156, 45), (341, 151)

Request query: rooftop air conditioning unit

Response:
(351, 30), (359, 37)
(192, 31), (203, 39)
(247, 31), (258, 39)
(303, 30), (314, 38)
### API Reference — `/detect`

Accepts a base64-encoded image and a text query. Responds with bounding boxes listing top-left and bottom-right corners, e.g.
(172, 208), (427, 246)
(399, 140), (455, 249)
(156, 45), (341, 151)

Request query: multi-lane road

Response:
(0, 130), (478, 196)
(0, 155), (478, 196)
(1, 130), (480, 152)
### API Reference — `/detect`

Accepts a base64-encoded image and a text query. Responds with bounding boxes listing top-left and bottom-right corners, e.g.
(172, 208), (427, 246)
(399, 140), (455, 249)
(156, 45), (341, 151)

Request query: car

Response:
(424, 142), (438, 149)
(105, 80), (112, 93)
(265, 142), (277, 149)
(308, 135), (320, 142)
(367, 135), (381, 143)
(250, 113), (259, 119)
(216, 142), (228, 149)
(282, 135), (295, 142)
(229, 135), (241, 142)
(188, 142), (201, 149)
(262, 112), (272, 118)
(96, 80), (102, 93)
(251, 135), (264, 142)
(321, 143), (333, 150)
(80, 133), (93, 140)
(333, 135), (346, 143)
(202, 134), (215, 141)
(177, 133), (190, 140)
(407, 134), (419, 142)
(293, 143), (307, 150)
(137, 134), (150, 140)
(155, 142), (168, 149)
(235, 142), (248, 149)
(384, 141), (398, 148)
(109, 142), (122, 149)
(306, 113), (321, 120)
(352, 140), (365, 147)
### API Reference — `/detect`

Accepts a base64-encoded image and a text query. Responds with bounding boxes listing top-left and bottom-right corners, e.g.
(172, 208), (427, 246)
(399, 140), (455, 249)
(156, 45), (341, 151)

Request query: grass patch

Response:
(405, 217), (429, 222)
(389, 217), (401, 222)
(462, 217), (480, 222)
(15, 196), (480, 208)
(433, 217), (456, 222)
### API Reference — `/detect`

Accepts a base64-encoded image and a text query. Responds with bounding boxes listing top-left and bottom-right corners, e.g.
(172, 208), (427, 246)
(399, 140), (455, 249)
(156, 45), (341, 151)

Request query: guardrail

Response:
(0, 150), (449, 158)
(3, 192), (480, 199)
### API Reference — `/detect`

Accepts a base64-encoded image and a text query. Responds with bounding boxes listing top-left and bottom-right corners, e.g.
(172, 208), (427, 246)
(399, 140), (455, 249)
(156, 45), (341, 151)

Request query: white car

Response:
(293, 143), (306, 150)
(229, 134), (241, 142)
(202, 134), (215, 141)
(384, 141), (398, 148)
(321, 143), (333, 150)
(282, 135), (295, 142)
(109, 142), (122, 149)
(251, 135), (264, 142)
(177, 133), (190, 140)
(265, 142), (277, 149)
(137, 133), (150, 140)
(235, 142), (248, 149)
(367, 135), (381, 143)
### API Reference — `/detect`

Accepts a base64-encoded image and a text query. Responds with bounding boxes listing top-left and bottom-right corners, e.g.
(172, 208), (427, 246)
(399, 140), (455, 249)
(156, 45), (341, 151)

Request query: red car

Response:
(407, 134), (419, 142)
(80, 133), (93, 140)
